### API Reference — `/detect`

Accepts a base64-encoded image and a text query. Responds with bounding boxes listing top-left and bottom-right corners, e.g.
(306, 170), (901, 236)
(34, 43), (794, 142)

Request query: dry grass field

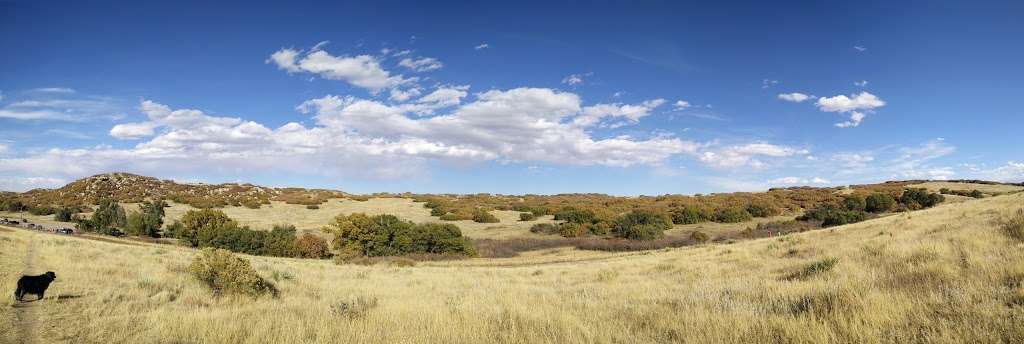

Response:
(3, 188), (1023, 343)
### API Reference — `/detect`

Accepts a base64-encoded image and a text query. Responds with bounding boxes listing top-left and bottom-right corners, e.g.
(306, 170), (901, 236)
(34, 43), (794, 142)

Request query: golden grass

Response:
(3, 192), (1024, 343)
(910, 181), (1024, 194)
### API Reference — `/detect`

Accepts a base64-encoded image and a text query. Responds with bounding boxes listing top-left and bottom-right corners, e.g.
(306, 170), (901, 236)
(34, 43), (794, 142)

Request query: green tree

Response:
(612, 210), (672, 240)
(842, 195), (867, 212)
(865, 193), (896, 213)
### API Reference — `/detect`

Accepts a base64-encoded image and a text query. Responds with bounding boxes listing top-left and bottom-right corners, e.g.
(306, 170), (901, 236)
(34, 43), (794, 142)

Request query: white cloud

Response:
(389, 88), (422, 102)
(0, 92), (121, 122)
(0, 90), (4, 102)
(816, 92), (885, 113)
(769, 176), (830, 185)
(110, 122), (160, 139)
(672, 100), (690, 110)
(854, 80), (869, 87)
(974, 161), (1024, 182)
(398, 57), (443, 72)
(777, 92), (810, 103)
(762, 79), (778, 89)
(0, 177), (67, 192)
(474, 43), (490, 50)
(699, 143), (810, 169)
(574, 99), (666, 128)
(815, 92), (885, 127)
(832, 153), (874, 168)
(11, 91), (701, 181)
(854, 45), (867, 52)
(562, 73), (591, 86)
(267, 48), (410, 92)
(31, 87), (76, 93)
(834, 111), (866, 128)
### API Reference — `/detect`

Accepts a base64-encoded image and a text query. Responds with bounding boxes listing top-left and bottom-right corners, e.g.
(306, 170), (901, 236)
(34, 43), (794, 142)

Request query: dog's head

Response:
(45, 271), (56, 280)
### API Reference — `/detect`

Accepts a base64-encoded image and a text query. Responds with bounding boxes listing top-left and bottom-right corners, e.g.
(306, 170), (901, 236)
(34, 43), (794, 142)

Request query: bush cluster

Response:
(323, 213), (474, 257)
(714, 207), (753, 223)
(670, 206), (713, 225)
(173, 210), (328, 259)
(125, 200), (167, 237)
(188, 248), (277, 297)
(471, 209), (500, 223)
(519, 212), (536, 221)
(899, 188), (945, 210)
(939, 188), (984, 198)
(75, 198), (128, 236)
(865, 193), (896, 213)
(612, 210), (673, 240)
(799, 205), (867, 228)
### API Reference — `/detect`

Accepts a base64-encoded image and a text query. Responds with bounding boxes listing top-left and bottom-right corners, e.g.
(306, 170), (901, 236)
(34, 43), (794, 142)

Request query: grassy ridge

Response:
(2, 191), (1023, 343)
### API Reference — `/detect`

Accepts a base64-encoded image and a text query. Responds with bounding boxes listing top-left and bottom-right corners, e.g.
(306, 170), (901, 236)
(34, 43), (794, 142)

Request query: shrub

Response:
(124, 200), (165, 237)
(865, 193), (896, 213)
(689, 231), (710, 243)
(323, 213), (474, 257)
(471, 209), (499, 223)
(715, 207), (752, 223)
(801, 205), (867, 227)
(1002, 209), (1024, 242)
(54, 207), (75, 222)
(529, 223), (559, 235)
(553, 207), (597, 224)
(558, 222), (587, 238)
(670, 206), (712, 225)
(842, 195), (866, 212)
(306, 204), (320, 210)
(589, 222), (610, 236)
(188, 248), (277, 298)
(295, 233), (330, 258)
(178, 209), (238, 247)
(612, 210), (672, 240)
(969, 190), (984, 198)
(519, 212), (536, 221)
(746, 202), (782, 218)
(95, 198), (127, 231)
(263, 225), (298, 257)
(899, 188), (944, 209)
(438, 213), (460, 221)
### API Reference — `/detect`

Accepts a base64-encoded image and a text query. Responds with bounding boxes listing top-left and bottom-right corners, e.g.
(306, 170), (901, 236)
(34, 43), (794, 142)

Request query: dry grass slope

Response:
(2, 193), (1023, 343)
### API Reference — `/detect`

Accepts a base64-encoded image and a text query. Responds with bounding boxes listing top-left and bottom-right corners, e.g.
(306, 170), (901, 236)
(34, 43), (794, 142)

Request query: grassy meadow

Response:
(2, 187), (1024, 343)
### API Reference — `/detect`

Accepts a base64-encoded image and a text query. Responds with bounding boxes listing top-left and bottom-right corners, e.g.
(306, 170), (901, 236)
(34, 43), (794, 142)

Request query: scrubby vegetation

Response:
(75, 198), (127, 236)
(172, 210), (329, 259)
(188, 248), (277, 297)
(940, 187), (986, 198)
(125, 199), (167, 237)
(323, 213), (474, 257)
(611, 210), (673, 240)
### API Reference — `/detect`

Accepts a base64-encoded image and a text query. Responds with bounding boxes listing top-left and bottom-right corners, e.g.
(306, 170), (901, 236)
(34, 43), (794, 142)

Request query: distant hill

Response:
(4, 173), (348, 209)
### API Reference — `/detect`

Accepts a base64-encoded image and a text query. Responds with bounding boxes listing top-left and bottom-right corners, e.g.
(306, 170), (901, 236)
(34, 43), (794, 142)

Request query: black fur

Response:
(14, 271), (56, 301)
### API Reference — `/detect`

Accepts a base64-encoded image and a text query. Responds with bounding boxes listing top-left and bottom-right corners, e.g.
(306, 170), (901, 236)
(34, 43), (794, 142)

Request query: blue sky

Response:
(1, 1), (1022, 195)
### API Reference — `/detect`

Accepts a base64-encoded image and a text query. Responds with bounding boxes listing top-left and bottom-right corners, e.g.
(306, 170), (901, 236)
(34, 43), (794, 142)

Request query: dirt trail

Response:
(12, 238), (39, 344)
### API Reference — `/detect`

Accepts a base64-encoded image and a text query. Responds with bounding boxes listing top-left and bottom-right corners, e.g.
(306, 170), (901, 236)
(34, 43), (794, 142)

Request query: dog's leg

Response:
(15, 287), (23, 301)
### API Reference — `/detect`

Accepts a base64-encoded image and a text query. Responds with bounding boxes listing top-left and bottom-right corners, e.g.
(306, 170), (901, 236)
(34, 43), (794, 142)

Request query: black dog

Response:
(15, 271), (56, 301)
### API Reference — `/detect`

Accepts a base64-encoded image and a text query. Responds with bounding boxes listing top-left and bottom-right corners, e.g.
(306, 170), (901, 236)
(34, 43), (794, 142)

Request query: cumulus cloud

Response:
(573, 99), (666, 128)
(832, 153), (874, 168)
(7, 89), (706, 181)
(699, 143), (810, 169)
(267, 48), (410, 92)
(398, 56), (443, 72)
(474, 43), (490, 50)
(777, 92), (810, 103)
(816, 92), (885, 128)
(816, 92), (885, 113)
